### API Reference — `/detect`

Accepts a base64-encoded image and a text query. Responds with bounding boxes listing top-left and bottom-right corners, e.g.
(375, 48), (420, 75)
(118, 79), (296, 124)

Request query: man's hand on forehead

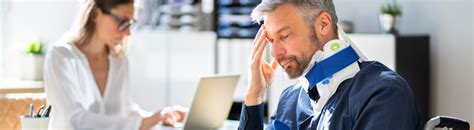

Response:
(245, 24), (278, 106)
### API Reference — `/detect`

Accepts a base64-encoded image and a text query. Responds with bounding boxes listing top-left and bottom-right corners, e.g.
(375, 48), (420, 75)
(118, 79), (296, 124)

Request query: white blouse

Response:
(44, 42), (149, 130)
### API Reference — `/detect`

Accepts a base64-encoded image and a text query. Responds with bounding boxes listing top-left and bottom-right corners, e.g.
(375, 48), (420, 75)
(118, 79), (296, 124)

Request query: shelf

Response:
(0, 79), (44, 94)
(215, 0), (261, 38)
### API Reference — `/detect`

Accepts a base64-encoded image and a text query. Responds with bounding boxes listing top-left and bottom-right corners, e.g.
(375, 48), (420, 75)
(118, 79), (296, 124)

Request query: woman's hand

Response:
(140, 111), (162, 130)
(160, 105), (188, 126)
(140, 105), (188, 130)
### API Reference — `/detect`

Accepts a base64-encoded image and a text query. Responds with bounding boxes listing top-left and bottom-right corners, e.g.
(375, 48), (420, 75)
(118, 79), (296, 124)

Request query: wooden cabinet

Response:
(395, 35), (430, 122)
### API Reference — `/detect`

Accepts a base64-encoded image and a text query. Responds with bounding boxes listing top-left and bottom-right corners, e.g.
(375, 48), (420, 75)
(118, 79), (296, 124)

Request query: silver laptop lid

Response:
(184, 74), (240, 129)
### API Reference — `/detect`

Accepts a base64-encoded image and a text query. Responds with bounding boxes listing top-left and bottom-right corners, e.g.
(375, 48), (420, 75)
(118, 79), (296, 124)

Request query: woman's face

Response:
(95, 3), (134, 49)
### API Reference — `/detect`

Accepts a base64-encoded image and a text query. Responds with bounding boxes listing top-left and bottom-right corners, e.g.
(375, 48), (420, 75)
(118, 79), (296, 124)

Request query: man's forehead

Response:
(265, 24), (291, 34)
(264, 4), (299, 33)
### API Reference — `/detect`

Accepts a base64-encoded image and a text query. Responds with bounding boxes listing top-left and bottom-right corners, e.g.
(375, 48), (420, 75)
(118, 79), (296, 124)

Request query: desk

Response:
(0, 93), (46, 129)
(154, 120), (240, 130)
(0, 80), (43, 94)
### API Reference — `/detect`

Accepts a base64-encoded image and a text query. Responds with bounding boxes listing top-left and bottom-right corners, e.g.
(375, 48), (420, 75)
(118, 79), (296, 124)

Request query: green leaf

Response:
(381, 0), (402, 16)
(25, 41), (43, 55)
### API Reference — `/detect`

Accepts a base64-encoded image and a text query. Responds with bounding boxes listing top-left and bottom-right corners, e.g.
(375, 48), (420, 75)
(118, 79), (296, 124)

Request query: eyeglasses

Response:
(107, 13), (136, 31)
(97, 4), (136, 31)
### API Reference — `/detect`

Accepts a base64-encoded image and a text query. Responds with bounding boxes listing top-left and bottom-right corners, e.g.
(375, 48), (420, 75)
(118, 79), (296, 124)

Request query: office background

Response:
(0, 0), (472, 127)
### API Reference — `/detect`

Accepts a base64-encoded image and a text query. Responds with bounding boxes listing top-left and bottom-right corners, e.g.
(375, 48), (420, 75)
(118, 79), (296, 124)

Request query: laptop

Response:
(169, 74), (240, 130)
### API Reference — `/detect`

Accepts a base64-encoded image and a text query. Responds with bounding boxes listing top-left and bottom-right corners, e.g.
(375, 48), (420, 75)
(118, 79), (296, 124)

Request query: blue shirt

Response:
(239, 61), (422, 130)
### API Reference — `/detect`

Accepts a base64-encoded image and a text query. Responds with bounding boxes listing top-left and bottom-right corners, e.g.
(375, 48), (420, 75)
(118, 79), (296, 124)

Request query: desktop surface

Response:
(154, 120), (240, 130)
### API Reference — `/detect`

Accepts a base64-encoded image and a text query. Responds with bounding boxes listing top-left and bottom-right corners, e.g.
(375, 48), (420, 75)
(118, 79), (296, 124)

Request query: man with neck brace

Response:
(239, 0), (421, 130)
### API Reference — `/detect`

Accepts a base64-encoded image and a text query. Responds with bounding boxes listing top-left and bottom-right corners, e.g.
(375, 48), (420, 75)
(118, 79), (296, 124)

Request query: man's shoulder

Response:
(355, 61), (408, 88)
(343, 61), (421, 129)
(348, 61), (414, 102)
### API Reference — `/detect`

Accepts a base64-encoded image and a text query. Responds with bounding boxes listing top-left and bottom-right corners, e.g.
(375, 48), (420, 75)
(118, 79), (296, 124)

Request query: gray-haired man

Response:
(239, 0), (422, 129)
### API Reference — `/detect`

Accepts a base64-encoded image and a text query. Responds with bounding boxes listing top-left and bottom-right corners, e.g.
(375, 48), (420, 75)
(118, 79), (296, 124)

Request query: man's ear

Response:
(313, 12), (333, 37)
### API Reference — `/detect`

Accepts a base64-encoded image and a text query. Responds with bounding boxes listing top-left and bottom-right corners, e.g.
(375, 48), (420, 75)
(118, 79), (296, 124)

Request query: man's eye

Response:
(281, 35), (289, 40)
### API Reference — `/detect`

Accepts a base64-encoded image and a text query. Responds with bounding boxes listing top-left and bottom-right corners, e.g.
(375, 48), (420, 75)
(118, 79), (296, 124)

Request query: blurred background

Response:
(0, 0), (472, 129)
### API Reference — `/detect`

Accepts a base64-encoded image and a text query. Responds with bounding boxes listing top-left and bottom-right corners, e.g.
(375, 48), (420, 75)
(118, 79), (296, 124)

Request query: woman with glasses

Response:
(43, 0), (185, 129)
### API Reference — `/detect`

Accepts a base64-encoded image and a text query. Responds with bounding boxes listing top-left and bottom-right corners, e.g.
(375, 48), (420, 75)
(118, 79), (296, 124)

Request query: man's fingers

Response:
(262, 59), (276, 73)
(271, 59), (279, 69)
(253, 27), (265, 44)
(251, 27), (267, 58)
(252, 26), (266, 45)
(252, 32), (267, 59)
(253, 39), (268, 64)
(251, 29), (265, 54)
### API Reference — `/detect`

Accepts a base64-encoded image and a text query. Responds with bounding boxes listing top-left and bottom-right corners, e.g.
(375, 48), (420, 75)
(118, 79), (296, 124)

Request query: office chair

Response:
(425, 116), (470, 130)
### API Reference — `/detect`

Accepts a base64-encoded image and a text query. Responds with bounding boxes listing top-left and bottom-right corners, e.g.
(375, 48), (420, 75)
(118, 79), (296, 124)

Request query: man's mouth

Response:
(116, 37), (123, 42)
(279, 59), (293, 70)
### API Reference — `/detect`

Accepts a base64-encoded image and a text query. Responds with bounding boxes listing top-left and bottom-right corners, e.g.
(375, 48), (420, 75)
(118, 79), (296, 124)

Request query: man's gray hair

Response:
(251, 0), (338, 33)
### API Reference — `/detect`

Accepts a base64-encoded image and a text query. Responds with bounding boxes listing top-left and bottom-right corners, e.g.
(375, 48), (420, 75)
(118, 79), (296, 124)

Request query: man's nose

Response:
(271, 41), (286, 60)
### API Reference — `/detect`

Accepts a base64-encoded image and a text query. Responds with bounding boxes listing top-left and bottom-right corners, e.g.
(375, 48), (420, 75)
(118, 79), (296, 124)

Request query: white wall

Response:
(334, 0), (474, 122)
(0, 1), (6, 77)
(127, 31), (216, 111)
(217, 39), (253, 102)
(2, 0), (79, 78)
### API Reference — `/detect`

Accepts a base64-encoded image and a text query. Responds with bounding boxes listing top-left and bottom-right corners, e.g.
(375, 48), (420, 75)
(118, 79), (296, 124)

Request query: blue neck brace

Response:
(305, 45), (360, 101)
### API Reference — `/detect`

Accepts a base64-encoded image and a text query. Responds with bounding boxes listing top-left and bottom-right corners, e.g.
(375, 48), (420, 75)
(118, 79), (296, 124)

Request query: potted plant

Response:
(21, 41), (45, 81)
(379, 0), (402, 34)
